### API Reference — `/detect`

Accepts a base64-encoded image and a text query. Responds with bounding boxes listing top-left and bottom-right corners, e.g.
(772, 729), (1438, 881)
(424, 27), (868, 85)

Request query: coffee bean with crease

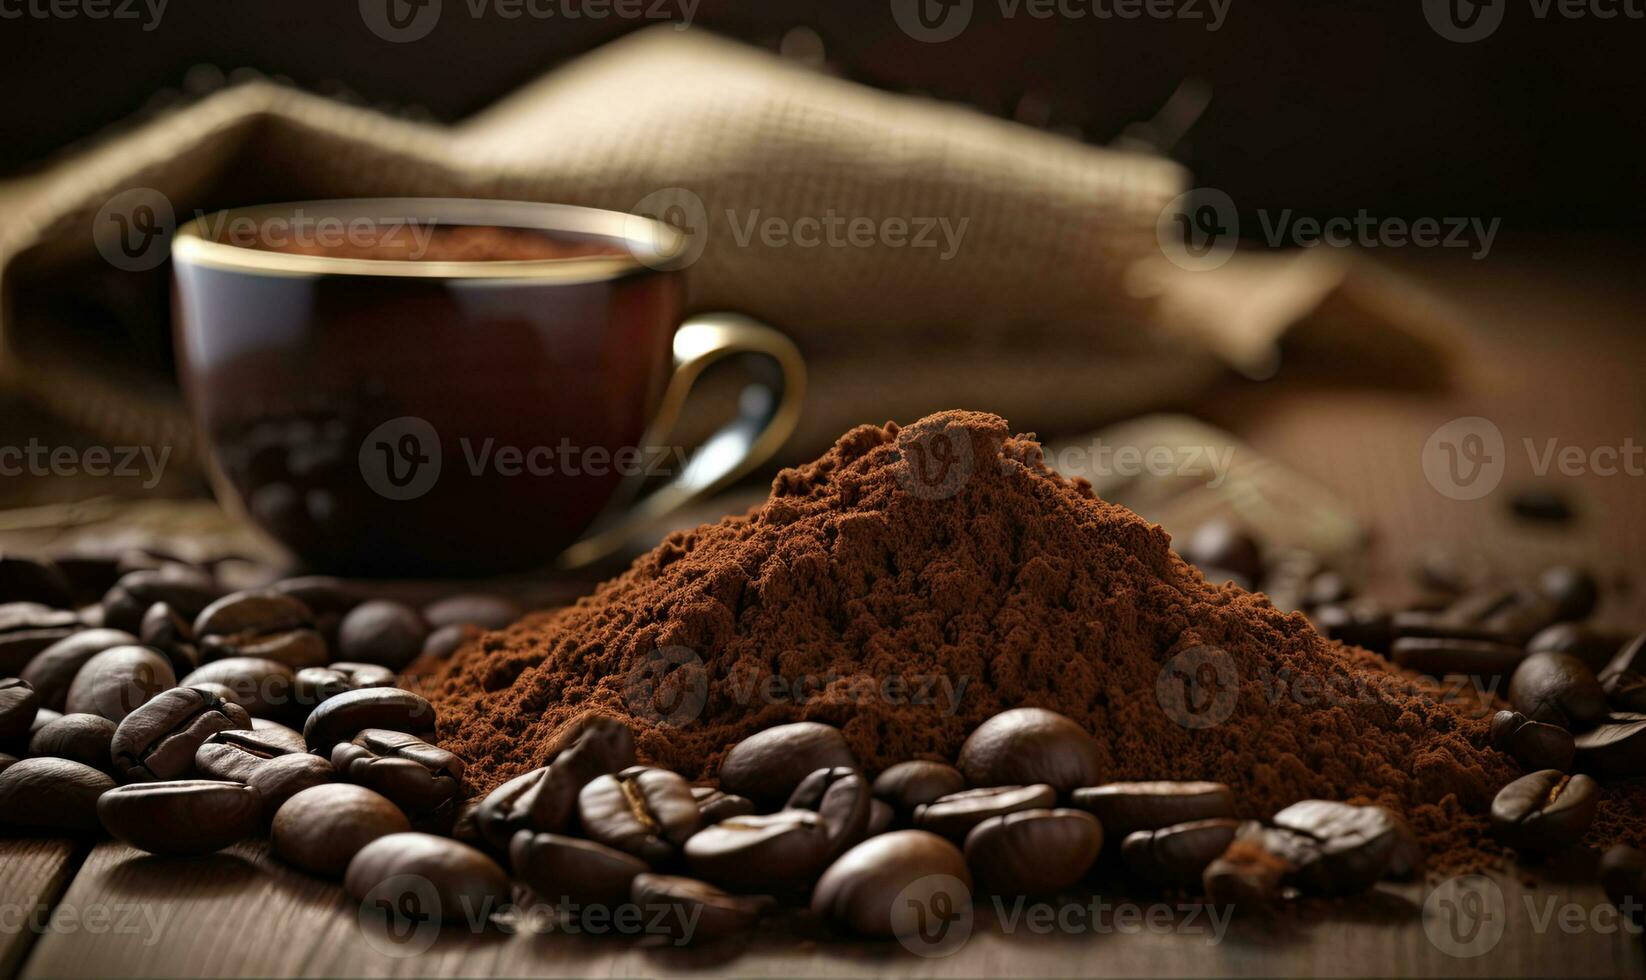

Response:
(692, 786), (755, 825)
(268, 577), (361, 647)
(913, 784), (1057, 841)
(1271, 800), (1422, 890)
(195, 728), (300, 781)
(64, 645), (176, 721)
(179, 657), (295, 719)
(1489, 709), (1576, 772)
(30, 712), (116, 772)
(0, 757), (115, 832)
(293, 662), (395, 711)
(512, 829), (648, 906)
(97, 780), (262, 855)
(0, 677), (38, 741)
(193, 591), (327, 669)
(250, 718), (307, 753)
(632, 873), (774, 945)
(685, 810), (833, 892)
(111, 686), (253, 781)
(138, 603), (199, 674)
(332, 728), (465, 814)
(578, 766), (700, 862)
(247, 752), (335, 816)
(337, 601), (427, 670)
(718, 722), (855, 805)
(474, 716), (634, 849)
(1529, 623), (1628, 674)
(1122, 817), (1241, 890)
(0, 603), (85, 666)
(1573, 713), (1646, 777)
(1391, 637), (1526, 684)
(1070, 781), (1235, 840)
(423, 594), (523, 631)
(959, 708), (1104, 793)
(872, 760), (964, 814)
(20, 629), (136, 710)
(101, 568), (222, 634)
(786, 766), (871, 860)
(965, 808), (1103, 895)
(1510, 652), (1609, 728)
(1490, 769), (1599, 854)
(301, 687), (435, 751)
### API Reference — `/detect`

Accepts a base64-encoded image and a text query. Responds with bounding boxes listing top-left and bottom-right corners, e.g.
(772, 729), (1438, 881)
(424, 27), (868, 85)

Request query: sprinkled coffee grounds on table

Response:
(426, 410), (1646, 872)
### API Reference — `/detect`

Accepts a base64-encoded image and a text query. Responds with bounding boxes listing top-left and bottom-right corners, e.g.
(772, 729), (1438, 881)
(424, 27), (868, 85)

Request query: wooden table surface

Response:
(4, 238), (1646, 977)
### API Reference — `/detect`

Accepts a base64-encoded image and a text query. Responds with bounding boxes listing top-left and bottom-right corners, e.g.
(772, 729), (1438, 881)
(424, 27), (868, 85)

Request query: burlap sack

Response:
(0, 26), (1451, 468)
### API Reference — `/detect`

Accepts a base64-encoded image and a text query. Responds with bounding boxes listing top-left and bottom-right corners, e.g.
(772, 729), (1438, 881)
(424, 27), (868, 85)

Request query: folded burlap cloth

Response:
(0, 27), (1453, 467)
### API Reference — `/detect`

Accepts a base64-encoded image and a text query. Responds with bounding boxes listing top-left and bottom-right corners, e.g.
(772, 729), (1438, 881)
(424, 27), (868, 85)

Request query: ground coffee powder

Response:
(428, 410), (1639, 872)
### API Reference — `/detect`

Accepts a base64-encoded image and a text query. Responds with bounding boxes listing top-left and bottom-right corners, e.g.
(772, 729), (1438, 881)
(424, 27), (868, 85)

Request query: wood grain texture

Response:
(0, 838), (78, 977)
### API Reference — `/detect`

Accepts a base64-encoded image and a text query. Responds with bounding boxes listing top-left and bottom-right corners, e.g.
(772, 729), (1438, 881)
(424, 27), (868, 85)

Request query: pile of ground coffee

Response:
(428, 410), (1634, 871)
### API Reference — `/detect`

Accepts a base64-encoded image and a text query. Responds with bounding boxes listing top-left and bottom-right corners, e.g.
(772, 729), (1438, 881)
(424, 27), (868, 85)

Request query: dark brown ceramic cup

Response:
(172, 199), (803, 576)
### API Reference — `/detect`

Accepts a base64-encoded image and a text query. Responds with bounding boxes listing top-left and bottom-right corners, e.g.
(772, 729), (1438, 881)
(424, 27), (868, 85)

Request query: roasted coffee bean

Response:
(0, 753), (15, 773)
(511, 830), (649, 906)
(0, 554), (74, 608)
(718, 722), (855, 805)
(302, 687), (435, 751)
(631, 873), (774, 945)
(30, 708), (60, 733)
(1601, 844), (1646, 926)
(0, 603), (84, 675)
(421, 624), (479, 661)
(914, 784), (1057, 841)
(474, 716), (634, 847)
(1311, 600), (1393, 653)
(0, 757), (115, 831)
(812, 830), (971, 937)
(1605, 631), (1646, 677)
(867, 799), (895, 837)
(0, 677), (38, 741)
(337, 601), (427, 670)
(872, 760), (964, 813)
(30, 712), (116, 771)
(1490, 769), (1599, 854)
(786, 766), (871, 860)
(64, 645), (176, 721)
(250, 718), (307, 753)
(1601, 670), (1646, 713)
(1070, 781), (1235, 840)
(423, 594), (523, 631)
(293, 662), (396, 711)
(111, 687), (253, 781)
(97, 780), (262, 855)
(138, 603), (198, 674)
(1391, 637), (1526, 683)
(1271, 800), (1420, 891)
(964, 808), (1102, 895)
(51, 552), (125, 602)
(1538, 566), (1600, 623)
(19, 629), (137, 710)
(1305, 570), (1353, 608)
(269, 576), (360, 646)
(1529, 623), (1627, 674)
(195, 728), (300, 781)
(246, 752), (335, 816)
(1573, 713), (1646, 777)
(1121, 818), (1241, 890)
(1489, 709), (1576, 772)
(272, 783), (410, 876)
(684, 810), (834, 891)
(1510, 487), (1574, 524)
(101, 569), (222, 634)
(959, 708), (1102, 793)
(692, 786), (755, 825)
(578, 766), (700, 862)
(0, 602), (81, 635)
(179, 657), (295, 719)
(1509, 652), (1608, 728)
(345, 832), (511, 923)
(1181, 520), (1264, 584)
(194, 591), (326, 669)
(1203, 836), (1288, 905)
(332, 728), (465, 814)
(211, 557), (285, 594)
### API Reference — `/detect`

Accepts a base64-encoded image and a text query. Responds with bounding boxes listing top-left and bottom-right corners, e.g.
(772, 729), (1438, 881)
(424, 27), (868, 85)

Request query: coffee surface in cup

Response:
(228, 224), (627, 262)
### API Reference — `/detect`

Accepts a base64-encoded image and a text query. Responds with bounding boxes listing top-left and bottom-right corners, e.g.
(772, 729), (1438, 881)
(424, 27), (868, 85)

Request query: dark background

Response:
(2, 0), (1642, 231)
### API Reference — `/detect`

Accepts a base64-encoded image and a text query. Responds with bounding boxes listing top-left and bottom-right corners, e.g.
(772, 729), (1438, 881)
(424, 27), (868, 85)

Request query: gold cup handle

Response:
(557, 313), (806, 569)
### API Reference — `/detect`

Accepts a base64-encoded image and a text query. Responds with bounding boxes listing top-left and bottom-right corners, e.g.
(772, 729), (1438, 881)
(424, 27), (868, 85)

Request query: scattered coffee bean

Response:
(0, 677), (38, 741)
(0, 757), (115, 832)
(914, 784), (1057, 841)
(19, 629), (137, 710)
(97, 780), (262, 855)
(1601, 844), (1646, 926)
(268, 577), (360, 645)
(1602, 670), (1646, 712)
(337, 601), (427, 670)
(578, 766), (700, 862)
(1489, 709), (1576, 772)
(631, 873), (774, 945)
(958, 708), (1102, 793)
(1509, 487), (1574, 524)
(63, 645), (176, 721)
(138, 603), (198, 674)
(1271, 800), (1420, 892)
(246, 752), (335, 816)
(786, 766), (871, 860)
(420, 624), (479, 662)
(249, 718), (307, 753)
(192, 591), (327, 670)
(1121, 818), (1241, 891)
(423, 594), (522, 631)
(1311, 601), (1393, 653)
(195, 728), (300, 781)
(474, 718), (634, 849)
(1203, 836), (1288, 905)
(692, 786), (755, 825)
(101, 569), (222, 634)
(1528, 623), (1626, 674)
(1605, 630), (1646, 677)
(866, 798), (895, 837)
(1070, 781), (1235, 840)
(964, 808), (1102, 895)
(302, 687), (435, 751)
(294, 662), (396, 710)
(685, 810), (833, 892)
(811, 830), (971, 937)
(511, 830), (648, 907)
(1490, 769), (1599, 854)
(718, 722), (855, 804)
(1573, 713), (1646, 777)
(112, 686), (252, 782)
(0, 753), (14, 774)
(1391, 637), (1526, 683)
(51, 552), (125, 602)
(1182, 520), (1264, 584)
(332, 728), (465, 814)
(29, 712), (116, 771)
(1537, 566), (1599, 623)
(345, 832), (511, 923)
(872, 760), (965, 813)
(272, 783), (411, 876)
(29, 708), (60, 734)
(1509, 652), (1608, 728)
(0, 553), (75, 608)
